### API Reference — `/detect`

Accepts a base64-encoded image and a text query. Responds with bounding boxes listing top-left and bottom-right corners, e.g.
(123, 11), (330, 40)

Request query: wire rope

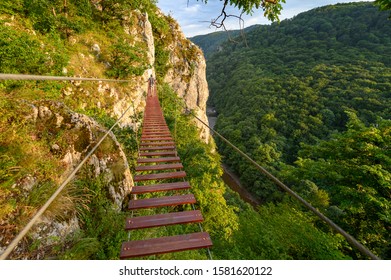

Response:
(0, 73), (131, 82)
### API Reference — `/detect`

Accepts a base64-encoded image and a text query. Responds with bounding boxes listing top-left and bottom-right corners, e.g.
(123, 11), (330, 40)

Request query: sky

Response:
(156, 0), (373, 37)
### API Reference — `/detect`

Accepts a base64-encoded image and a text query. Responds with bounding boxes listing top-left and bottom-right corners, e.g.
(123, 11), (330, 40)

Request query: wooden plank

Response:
(135, 163), (183, 172)
(142, 134), (172, 138)
(125, 210), (203, 230)
(139, 146), (175, 151)
(141, 137), (173, 141)
(143, 126), (168, 129)
(139, 151), (176, 157)
(137, 157), (181, 164)
(140, 142), (175, 147)
(134, 171), (186, 182)
(143, 129), (169, 132)
(141, 133), (171, 137)
(142, 131), (171, 135)
(143, 128), (168, 131)
(120, 232), (212, 258)
(128, 194), (196, 210)
(130, 181), (191, 194)
(142, 130), (170, 134)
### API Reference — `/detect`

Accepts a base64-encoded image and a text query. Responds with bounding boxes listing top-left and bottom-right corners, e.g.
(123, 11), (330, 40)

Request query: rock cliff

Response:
(162, 15), (210, 142)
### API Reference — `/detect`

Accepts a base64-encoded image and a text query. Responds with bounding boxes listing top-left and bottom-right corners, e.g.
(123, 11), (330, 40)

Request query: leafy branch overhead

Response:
(197, 0), (286, 29)
(375, 0), (391, 11)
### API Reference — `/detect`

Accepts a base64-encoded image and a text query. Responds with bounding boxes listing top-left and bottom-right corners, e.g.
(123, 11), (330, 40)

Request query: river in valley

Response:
(206, 107), (261, 208)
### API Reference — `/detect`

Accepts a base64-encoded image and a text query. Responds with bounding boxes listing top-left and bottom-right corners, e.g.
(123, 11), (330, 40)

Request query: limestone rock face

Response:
(162, 19), (210, 142)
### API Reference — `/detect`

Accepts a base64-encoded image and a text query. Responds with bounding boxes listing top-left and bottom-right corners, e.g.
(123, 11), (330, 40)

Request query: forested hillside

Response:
(191, 25), (260, 59)
(197, 2), (391, 259)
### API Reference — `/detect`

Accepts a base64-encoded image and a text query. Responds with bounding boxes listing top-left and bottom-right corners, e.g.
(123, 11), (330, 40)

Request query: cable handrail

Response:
(168, 93), (380, 260)
(0, 73), (131, 82)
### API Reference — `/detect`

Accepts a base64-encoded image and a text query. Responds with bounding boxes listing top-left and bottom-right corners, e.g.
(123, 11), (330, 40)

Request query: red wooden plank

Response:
(120, 232), (212, 259)
(139, 146), (175, 151)
(143, 127), (167, 130)
(139, 151), (177, 157)
(141, 133), (171, 137)
(125, 210), (203, 230)
(137, 157), (181, 164)
(135, 163), (183, 172)
(142, 134), (172, 138)
(128, 194), (196, 210)
(134, 171), (186, 182)
(130, 181), (191, 194)
(140, 142), (175, 147)
(141, 137), (173, 141)
(142, 130), (170, 134)
(142, 131), (171, 134)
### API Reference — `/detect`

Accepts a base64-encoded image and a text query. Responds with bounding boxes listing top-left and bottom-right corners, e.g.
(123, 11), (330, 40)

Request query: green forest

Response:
(193, 2), (391, 259)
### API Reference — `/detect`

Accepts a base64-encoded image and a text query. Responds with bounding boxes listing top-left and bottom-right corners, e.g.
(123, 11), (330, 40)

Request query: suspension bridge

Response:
(120, 80), (212, 259)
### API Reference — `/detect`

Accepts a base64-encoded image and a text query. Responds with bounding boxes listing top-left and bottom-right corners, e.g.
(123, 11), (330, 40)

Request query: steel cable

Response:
(0, 73), (131, 82)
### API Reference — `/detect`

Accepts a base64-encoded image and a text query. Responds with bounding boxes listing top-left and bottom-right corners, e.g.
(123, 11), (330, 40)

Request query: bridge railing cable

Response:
(167, 94), (380, 260)
(0, 73), (132, 82)
(0, 74), (135, 260)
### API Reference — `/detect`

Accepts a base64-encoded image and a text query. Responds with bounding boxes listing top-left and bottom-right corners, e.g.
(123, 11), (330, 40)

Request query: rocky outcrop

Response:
(164, 46), (210, 142)
(159, 12), (211, 142)
(2, 100), (134, 259)
(30, 101), (133, 209)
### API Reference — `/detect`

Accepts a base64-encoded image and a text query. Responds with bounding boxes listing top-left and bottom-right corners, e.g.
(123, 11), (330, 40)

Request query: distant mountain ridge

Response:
(190, 25), (260, 59)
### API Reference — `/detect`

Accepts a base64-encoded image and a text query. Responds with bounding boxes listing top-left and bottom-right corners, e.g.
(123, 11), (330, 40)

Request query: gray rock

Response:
(91, 43), (101, 54)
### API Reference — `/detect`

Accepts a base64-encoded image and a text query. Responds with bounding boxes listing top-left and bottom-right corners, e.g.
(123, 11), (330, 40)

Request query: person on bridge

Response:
(148, 75), (155, 96)
(149, 75), (154, 86)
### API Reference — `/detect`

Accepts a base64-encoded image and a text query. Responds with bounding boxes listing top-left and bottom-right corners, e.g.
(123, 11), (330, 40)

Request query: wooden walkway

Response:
(120, 83), (212, 259)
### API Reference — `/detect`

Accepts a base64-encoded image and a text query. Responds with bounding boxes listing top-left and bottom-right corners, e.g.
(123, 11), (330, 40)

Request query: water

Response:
(207, 106), (261, 208)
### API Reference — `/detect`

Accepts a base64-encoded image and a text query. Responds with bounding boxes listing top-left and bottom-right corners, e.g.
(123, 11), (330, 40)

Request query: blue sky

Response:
(156, 0), (373, 37)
